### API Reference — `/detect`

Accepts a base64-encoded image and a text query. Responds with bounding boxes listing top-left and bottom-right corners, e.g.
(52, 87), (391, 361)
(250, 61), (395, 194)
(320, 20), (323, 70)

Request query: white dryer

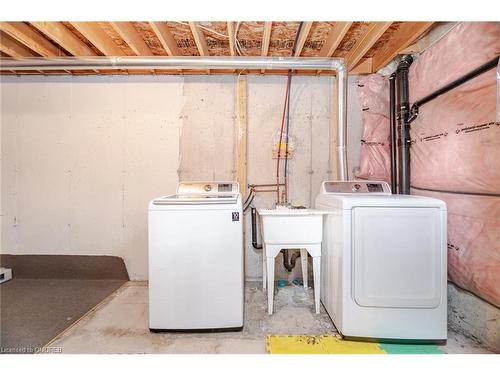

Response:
(316, 180), (447, 342)
(148, 182), (243, 331)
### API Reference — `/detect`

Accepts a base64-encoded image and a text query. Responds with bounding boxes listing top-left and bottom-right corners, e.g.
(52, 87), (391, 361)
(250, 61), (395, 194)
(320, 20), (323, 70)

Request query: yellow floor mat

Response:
(267, 335), (385, 354)
(266, 335), (446, 354)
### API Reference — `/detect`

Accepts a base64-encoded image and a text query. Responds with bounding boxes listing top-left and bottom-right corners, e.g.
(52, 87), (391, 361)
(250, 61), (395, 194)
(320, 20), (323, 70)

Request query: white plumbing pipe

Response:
(0, 56), (348, 180)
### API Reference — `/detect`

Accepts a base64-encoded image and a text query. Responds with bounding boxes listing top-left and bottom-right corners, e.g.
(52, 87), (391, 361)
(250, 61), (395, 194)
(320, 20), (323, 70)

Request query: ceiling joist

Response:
(227, 22), (236, 56)
(320, 22), (353, 57)
(189, 22), (209, 56)
(110, 22), (153, 56)
(293, 22), (313, 57)
(345, 22), (392, 71)
(1, 21), (440, 76)
(149, 22), (179, 56)
(372, 22), (434, 71)
(0, 30), (38, 57)
(189, 22), (210, 73)
(260, 22), (272, 73)
(0, 22), (64, 56)
(70, 22), (124, 56)
(30, 22), (96, 56)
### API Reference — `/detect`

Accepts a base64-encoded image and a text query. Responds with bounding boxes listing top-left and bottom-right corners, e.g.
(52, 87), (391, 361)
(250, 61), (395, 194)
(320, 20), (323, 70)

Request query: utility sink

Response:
(257, 208), (326, 245)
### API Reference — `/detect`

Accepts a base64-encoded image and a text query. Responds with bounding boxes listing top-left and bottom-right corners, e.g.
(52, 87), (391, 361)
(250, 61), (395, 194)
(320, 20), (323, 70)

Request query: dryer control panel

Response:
(177, 182), (239, 195)
(321, 181), (391, 195)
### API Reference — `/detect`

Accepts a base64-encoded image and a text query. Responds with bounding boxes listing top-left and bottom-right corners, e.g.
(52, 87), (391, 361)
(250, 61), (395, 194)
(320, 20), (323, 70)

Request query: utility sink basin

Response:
(257, 208), (326, 245)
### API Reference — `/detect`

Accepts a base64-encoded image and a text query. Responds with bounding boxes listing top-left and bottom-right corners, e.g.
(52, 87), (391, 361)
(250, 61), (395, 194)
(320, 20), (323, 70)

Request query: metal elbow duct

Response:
(336, 63), (348, 180)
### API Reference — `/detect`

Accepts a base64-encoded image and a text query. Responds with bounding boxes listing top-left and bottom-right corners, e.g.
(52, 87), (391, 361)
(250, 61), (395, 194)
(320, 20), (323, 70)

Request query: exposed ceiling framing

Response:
(0, 21), (436, 76)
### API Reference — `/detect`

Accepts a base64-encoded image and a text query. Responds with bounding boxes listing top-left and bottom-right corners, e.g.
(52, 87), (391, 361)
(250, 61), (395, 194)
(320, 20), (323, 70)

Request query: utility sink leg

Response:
(266, 256), (275, 315)
(313, 256), (321, 314)
(300, 248), (308, 289)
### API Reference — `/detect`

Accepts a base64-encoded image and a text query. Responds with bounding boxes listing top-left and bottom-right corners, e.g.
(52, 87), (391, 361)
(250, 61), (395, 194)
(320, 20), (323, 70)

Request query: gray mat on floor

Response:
(0, 279), (126, 352)
(0, 254), (128, 353)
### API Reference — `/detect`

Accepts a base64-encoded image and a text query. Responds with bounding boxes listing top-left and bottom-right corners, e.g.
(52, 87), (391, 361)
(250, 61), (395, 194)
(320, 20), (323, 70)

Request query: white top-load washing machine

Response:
(315, 181), (447, 342)
(148, 182), (243, 331)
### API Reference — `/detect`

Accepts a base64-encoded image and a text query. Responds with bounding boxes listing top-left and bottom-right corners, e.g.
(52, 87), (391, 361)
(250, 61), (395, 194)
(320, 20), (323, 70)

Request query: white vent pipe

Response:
(0, 56), (348, 180)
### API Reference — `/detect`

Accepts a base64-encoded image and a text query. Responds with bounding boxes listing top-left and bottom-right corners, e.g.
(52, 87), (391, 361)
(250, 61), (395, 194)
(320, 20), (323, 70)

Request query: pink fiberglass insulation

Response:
(409, 22), (500, 103)
(355, 74), (391, 183)
(410, 189), (500, 307)
(408, 22), (500, 307)
(357, 74), (390, 115)
(410, 70), (499, 194)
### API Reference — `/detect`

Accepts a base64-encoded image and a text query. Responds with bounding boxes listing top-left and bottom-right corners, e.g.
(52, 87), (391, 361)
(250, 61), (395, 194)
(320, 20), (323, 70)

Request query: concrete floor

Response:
(45, 282), (493, 354)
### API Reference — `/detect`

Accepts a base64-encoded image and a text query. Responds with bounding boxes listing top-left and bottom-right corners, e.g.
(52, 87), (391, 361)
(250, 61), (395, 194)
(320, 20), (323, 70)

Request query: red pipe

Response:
(276, 73), (292, 204)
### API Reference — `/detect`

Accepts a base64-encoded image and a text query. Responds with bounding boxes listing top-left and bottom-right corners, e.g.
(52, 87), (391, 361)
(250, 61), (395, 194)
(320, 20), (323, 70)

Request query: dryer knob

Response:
(204, 184), (212, 192)
(353, 183), (362, 192)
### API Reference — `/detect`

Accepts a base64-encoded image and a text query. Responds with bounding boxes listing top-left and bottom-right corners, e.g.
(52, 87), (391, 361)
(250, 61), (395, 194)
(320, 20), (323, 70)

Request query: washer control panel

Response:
(322, 181), (391, 194)
(177, 182), (238, 195)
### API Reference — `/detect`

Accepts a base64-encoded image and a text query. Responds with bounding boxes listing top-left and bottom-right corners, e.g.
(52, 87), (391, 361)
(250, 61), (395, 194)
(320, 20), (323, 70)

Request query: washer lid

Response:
(316, 193), (447, 210)
(321, 180), (391, 195)
(152, 193), (238, 205)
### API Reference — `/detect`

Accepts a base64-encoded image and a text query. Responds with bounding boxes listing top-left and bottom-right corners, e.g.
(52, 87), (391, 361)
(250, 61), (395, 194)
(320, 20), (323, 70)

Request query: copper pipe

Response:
(248, 183), (285, 188)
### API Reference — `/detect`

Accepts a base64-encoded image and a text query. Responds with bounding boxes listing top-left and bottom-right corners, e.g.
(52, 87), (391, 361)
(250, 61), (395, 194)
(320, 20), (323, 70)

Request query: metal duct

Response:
(0, 56), (348, 180)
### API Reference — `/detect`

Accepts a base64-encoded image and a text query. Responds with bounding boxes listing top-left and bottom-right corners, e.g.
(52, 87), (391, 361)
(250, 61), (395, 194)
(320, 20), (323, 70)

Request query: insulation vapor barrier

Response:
(408, 22), (500, 308)
(355, 22), (500, 307)
(355, 74), (391, 182)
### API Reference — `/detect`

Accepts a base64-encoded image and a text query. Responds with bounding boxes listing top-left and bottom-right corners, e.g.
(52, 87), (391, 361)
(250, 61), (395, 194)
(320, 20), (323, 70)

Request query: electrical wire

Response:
(243, 190), (256, 212)
(275, 76), (292, 203)
(243, 188), (255, 206)
(174, 21), (229, 40)
(276, 22), (304, 204)
(235, 22), (244, 56)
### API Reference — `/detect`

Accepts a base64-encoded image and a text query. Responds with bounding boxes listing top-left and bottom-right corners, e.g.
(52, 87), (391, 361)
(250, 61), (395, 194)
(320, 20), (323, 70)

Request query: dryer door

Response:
(352, 207), (443, 308)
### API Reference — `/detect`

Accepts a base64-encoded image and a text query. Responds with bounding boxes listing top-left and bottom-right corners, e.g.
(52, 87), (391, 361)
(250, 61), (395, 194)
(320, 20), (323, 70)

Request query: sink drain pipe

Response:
(396, 55), (413, 195)
(251, 207), (263, 250)
(389, 73), (397, 194)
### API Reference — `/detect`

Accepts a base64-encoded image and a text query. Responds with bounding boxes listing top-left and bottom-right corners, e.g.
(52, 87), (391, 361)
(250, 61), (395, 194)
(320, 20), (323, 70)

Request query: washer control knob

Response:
(204, 184), (212, 192)
(352, 183), (362, 192)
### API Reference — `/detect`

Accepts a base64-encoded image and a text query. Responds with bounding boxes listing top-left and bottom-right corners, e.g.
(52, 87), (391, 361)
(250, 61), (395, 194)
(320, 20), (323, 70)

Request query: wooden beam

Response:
(372, 22), (433, 71)
(344, 22), (392, 71)
(30, 22), (96, 56)
(70, 22), (124, 56)
(189, 22), (210, 74)
(349, 58), (373, 75)
(316, 22), (352, 73)
(0, 31), (37, 57)
(320, 22), (353, 57)
(227, 22), (236, 56)
(293, 22), (313, 57)
(189, 22), (209, 56)
(237, 75), (247, 199)
(110, 22), (153, 56)
(399, 22), (456, 54)
(261, 22), (272, 56)
(149, 22), (179, 56)
(0, 22), (64, 56)
(260, 22), (272, 73)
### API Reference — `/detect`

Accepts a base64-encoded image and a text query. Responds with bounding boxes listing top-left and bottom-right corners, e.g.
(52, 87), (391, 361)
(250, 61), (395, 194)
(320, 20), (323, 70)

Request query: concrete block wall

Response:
(1, 74), (363, 281)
